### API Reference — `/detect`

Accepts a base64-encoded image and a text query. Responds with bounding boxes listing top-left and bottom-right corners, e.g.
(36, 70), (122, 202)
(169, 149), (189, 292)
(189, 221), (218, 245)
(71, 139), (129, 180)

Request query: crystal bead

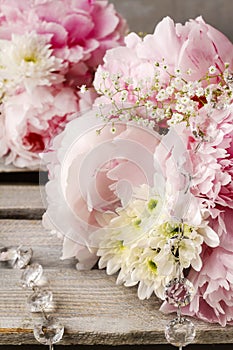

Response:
(27, 288), (53, 312)
(21, 263), (43, 288)
(165, 277), (195, 307)
(0, 247), (18, 262)
(12, 248), (33, 269)
(165, 317), (196, 347)
(33, 316), (64, 345)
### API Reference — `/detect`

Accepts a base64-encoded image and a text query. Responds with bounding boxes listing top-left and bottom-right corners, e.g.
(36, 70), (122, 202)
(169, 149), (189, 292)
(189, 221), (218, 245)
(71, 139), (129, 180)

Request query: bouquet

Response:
(43, 16), (233, 328)
(0, 0), (127, 168)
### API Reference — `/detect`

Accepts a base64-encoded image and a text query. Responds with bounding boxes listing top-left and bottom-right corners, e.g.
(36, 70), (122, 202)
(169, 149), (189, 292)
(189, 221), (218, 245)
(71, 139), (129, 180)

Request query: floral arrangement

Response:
(43, 16), (233, 327)
(0, 0), (127, 168)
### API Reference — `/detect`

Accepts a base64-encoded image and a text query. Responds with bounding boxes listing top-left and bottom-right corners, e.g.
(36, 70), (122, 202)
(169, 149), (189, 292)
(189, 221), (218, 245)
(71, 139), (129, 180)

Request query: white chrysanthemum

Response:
(151, 221), (204, 273)
(95, 189), (155, 272)
(113, 185), (164, 246)
(152, 221), (219, 275)
(127, 247), (169, 300)
(94, 183), (220, 300)
(97, 232), (169, 300)
(0, 32), (64, 93)
(97, 234), (130, 275)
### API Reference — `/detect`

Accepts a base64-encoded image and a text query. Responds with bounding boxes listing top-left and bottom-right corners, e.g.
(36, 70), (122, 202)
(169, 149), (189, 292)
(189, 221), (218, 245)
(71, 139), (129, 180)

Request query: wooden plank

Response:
(0, 220), (73, 268)
(2, 268), (232, 346)
(0, 220), (233, 345)
(0, 185), (45, 219)
(111, 0), (233, 40)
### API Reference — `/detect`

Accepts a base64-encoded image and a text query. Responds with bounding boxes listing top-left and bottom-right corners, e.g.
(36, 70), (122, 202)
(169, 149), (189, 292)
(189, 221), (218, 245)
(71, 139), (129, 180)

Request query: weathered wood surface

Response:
(0, 185), (45, 219)
(111, 0), (233, 40)
(1, 219), (233, 345)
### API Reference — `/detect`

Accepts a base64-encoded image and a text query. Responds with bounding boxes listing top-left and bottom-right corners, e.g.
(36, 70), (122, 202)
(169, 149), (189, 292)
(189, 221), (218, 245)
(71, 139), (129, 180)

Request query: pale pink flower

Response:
(94, 16), (233, 102)
(137, 16), (233, 81)
(42, 108), (161, 269)
(2, 86), (78, 168)
(94, 33), (157, 103)
(188, 106), (233, 210)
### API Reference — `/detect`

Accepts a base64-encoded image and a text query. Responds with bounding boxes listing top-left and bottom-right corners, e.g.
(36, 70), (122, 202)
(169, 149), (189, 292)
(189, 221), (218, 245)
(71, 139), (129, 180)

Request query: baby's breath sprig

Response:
(93, 61), (233, 138)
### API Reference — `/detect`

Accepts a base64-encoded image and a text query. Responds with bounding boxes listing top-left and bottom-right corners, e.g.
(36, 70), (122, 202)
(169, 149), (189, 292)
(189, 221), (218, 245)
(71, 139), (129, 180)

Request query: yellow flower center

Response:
(148, 260), (157, 273)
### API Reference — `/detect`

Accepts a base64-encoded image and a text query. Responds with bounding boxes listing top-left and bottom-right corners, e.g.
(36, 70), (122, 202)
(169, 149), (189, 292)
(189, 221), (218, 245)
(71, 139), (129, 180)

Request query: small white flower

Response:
(124, 77), (133, 85)
(185, 105), (196, 116)
(155, 108), (165, 119)
(80, 84), (87, 94)
(101, 71), (110, 79)
(145, 100), (154, 110)
(166, 86), (174, 96)
(120, 90), (128, 101)
(154, 83), (161, 91)
(196, 87), (204, 97)
(186, 68), (193, 75)
(180, 96), (190, 105)
(171, 77), (184, 90)
(167, 113), (183, 126)
(175, 68), (182, 76)
(182, 81), (199, 96)
(111, 126), (117, 134)
(208, 65), (217, 74)
(156, 88), (169, 101)
(176, 103), (185, 113)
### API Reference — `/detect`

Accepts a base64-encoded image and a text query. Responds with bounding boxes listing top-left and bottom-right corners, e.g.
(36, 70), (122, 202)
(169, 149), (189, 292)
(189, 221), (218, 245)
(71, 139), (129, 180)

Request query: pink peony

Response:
(42, 108), (161, 269)
(3, 86), (78, 168)
(0, 0), (127, 87)
(0, 0), (128, 168)
(138, 16), (233, 81)
(188, 106), (233, 210)
(94, 16), (233, 100)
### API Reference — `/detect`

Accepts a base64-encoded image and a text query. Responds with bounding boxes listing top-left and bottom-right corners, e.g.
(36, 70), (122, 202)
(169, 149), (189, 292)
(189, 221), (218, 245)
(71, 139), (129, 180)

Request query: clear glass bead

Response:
(165, 317), (196, 347)
(21, 263), (43, 288)
(27, 288), (53, 312)
(12, 248), (33, 269)
(165, 277), (195, 307)
(33, 316), (64, 345)
(0, 247), (18, 262)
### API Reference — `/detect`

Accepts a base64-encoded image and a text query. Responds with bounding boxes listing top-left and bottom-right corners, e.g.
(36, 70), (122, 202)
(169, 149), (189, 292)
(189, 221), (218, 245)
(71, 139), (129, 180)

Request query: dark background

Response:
(111, 0), (233, 41)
